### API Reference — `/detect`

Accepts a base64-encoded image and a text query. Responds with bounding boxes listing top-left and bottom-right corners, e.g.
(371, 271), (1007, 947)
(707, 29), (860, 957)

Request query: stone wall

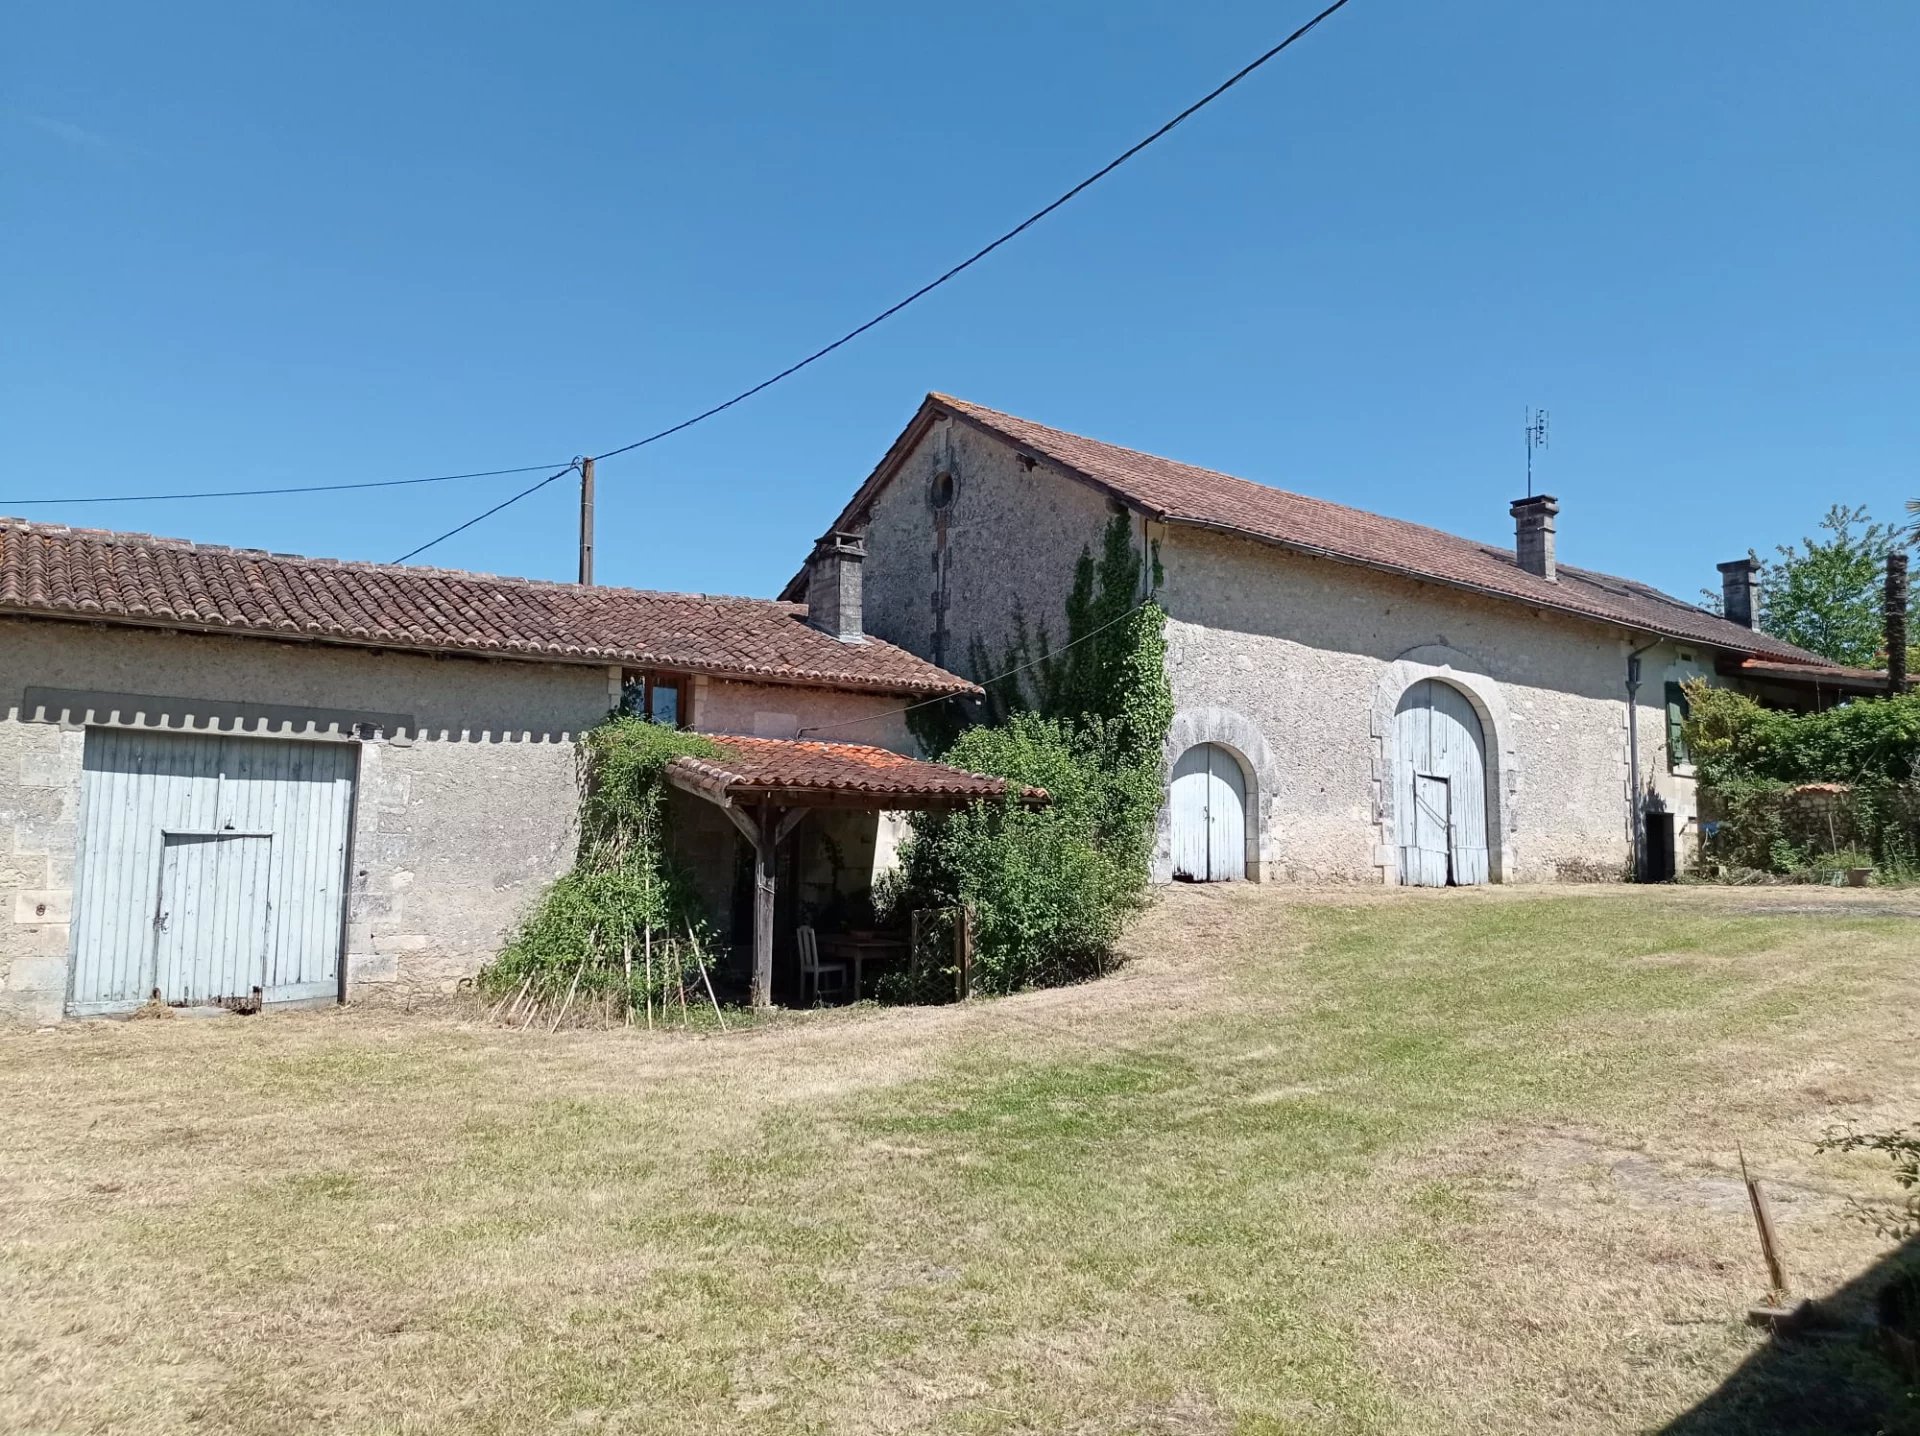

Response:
(1698, 781), (1920, 873)
(854, 412), (1120, 685)
(695, 676), (914, 752)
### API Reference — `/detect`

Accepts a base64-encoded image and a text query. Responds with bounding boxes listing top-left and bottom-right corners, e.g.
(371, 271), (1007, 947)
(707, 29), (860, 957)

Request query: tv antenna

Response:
(1524, 408), (1550, 497)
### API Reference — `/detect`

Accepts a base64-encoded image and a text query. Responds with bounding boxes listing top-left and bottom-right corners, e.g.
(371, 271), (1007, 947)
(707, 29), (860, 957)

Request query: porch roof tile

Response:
(670, 735), (1047, 809)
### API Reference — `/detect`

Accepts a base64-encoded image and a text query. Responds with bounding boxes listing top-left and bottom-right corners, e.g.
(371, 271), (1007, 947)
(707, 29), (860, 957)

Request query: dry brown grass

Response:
(1, 884), (1915, 1434)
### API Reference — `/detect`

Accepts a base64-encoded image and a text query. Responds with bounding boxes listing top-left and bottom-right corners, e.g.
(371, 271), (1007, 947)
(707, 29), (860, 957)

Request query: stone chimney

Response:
(1510, 495), (1559, 581)
(1717, 558), (1760, 629)
(805, 530), (866, 643)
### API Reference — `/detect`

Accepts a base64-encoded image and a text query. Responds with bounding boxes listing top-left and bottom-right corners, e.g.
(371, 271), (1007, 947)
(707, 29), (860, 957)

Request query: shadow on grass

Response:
(1662, 1235), (1920, 1436)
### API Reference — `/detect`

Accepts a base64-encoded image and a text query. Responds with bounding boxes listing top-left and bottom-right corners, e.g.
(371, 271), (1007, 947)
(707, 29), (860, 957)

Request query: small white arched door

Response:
(1394, 679), (1490, 886)
(1171, 743), (1247, 882)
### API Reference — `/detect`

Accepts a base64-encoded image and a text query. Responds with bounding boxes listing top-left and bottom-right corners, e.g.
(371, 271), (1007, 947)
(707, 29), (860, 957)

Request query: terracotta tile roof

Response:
(0, 517), (975, 697)
(669, 735), (1048, 809)
(1721, 657), (1912, 692)
(812, 393), (1833, 667)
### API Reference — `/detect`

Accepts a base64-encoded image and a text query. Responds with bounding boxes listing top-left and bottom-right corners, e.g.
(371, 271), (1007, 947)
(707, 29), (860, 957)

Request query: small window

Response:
(1665, 681), (1691, 770)
(620, 672), (689, 728)
(928, 471), (956, 511)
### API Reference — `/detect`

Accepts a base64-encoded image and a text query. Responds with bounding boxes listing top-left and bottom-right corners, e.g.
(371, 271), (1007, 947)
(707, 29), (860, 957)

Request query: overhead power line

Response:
(0, 462), (570, 510)
(390, 463), (580, 565)
(393, 0), (1358, 564)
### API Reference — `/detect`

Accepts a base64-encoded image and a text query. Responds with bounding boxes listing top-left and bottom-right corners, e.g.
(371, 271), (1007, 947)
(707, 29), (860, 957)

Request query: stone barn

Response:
(788, 394), (1872, 886)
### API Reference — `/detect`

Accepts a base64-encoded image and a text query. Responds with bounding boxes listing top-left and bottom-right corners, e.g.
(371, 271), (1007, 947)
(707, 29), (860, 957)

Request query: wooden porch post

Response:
(751, 805), (778, 1010)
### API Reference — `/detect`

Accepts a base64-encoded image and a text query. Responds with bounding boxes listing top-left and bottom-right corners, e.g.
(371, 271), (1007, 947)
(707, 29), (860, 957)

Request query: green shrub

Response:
(1684, 681), (1920, 879)
(1682, 681), (1920, 787)
(882, 713), (1152, 994)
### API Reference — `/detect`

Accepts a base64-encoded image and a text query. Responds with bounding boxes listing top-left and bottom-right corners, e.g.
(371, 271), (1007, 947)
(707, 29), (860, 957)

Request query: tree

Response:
(1742, 505), (1915, 668)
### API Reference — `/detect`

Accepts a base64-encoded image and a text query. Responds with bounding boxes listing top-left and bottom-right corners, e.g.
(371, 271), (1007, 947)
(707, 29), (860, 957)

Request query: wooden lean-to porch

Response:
(663, 735), (1045, 1008)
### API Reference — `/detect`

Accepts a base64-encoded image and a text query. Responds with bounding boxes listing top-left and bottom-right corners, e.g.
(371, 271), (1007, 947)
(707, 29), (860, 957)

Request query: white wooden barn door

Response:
(1393, 680), (1490, 887)
(1171, 743), (1246, 882)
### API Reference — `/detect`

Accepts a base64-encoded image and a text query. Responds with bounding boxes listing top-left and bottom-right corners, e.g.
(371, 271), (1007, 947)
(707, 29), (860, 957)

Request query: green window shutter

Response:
(1665, 682), (1690, 768)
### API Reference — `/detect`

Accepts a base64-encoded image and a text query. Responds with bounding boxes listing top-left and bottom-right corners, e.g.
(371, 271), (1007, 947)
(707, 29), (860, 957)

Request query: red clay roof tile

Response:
(0, 518), (975, 698)
(671, 735), (1047, 808)
(806, 394), (1836, 668)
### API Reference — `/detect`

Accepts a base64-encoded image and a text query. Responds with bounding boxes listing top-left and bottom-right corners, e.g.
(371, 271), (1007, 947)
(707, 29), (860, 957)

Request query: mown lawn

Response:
(2, 886), (1916, 1434)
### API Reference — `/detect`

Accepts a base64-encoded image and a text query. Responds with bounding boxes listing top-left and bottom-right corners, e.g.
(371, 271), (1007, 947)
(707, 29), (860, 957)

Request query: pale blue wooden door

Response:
(152, 833), (273, 1006)
(1171, 743), (1246, 881)
(68, 730), (356, 1013)
(1407, 774), (1452, 887)
(1394, 680), (1490, 886)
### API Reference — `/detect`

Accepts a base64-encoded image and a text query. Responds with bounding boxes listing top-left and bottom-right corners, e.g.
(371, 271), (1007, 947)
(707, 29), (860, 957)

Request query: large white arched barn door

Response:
(1171, 743), (1247, 881)
(1393, 680), (1490, 887)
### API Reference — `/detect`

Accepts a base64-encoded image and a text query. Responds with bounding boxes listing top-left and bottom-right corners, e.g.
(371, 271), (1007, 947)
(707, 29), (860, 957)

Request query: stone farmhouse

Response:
(0, 518), (1015, 1024)
(790, 394), (1876, 888)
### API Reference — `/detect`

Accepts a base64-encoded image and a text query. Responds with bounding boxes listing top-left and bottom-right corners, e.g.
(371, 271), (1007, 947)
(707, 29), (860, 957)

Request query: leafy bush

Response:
(480, 717), (721, 1014)
(882, 712), (1154, 993)
(1683, 681), (1920, 788)
(1683, 681), (1920, 879)
(1817, 1124), (1920, 1240)
(889, 514), (1173, 997)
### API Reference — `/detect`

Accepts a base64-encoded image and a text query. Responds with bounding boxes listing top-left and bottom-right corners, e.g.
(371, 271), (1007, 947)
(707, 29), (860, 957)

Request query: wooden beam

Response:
(718, 802), (759, 846)
(751, 804), (780, 1010)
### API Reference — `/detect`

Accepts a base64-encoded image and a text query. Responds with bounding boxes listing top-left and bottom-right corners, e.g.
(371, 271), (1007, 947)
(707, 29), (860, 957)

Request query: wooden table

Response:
(815, 934), (908, 999)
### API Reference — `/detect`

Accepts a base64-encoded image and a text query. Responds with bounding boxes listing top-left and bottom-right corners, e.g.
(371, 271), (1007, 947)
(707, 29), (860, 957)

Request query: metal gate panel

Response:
(68, 730), (355, 1014)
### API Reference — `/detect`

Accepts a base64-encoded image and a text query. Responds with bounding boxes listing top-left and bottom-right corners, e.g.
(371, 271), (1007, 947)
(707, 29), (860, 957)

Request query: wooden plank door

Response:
(1171, 744), (1246, 882)
(151, 833), (273, 1007)
(1409, 774), (1452, 886)
(69, 729), (355, 1014)
(1171, 744), (1212, 881)
(1395, 680), (1491, 886)
(1204, 746), (1247, 881)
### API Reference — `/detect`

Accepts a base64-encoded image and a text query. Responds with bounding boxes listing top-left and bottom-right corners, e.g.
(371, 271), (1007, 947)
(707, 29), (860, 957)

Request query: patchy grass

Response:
(2, 886), (1917, 1433)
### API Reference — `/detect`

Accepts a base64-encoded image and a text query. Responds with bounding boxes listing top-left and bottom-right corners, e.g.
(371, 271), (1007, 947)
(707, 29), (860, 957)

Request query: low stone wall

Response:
(1699, 781), (1920, 873)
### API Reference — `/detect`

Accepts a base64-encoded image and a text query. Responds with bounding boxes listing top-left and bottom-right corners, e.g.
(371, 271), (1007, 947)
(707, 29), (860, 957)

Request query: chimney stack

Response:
(1717, 558), (1760, 629)
(1510, 495), (1559, 581)
(805, 530), (867, 643)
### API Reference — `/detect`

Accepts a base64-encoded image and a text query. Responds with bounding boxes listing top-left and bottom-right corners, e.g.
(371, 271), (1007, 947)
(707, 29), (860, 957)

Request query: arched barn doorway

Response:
(1170, 743), (1246, 881)
(1394, 679), (1491, 887)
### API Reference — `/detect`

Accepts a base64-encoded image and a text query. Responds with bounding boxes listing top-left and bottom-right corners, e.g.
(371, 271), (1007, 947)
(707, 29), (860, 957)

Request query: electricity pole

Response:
(577, 457), (595, 585)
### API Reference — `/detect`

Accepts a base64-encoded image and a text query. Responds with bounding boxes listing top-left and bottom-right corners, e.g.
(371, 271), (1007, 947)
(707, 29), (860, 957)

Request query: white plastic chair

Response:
(797, 925), (849, 1004)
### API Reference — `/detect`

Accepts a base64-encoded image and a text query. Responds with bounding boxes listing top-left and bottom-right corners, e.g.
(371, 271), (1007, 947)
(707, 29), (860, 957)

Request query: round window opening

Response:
(928, 471), (956, 511)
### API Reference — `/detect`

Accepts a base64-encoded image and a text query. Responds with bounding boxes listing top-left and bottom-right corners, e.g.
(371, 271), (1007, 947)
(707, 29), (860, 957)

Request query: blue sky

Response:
(5, 2), (1916, 604)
